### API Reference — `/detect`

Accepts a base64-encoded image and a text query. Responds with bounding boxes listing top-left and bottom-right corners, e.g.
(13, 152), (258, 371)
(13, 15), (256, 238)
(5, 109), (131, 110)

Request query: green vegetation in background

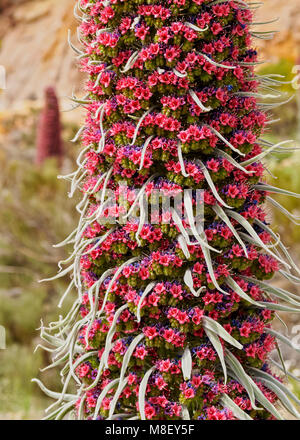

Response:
(258, 58), (299, 146)
(268, 154), (300, 245)
(0, 109), (80, 419)
(258, 58), (296, 95)
(256, 58), (300, 247)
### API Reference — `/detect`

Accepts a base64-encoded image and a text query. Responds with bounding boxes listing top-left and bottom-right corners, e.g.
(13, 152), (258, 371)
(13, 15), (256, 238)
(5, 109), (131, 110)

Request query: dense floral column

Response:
(36, 0), (300, 420)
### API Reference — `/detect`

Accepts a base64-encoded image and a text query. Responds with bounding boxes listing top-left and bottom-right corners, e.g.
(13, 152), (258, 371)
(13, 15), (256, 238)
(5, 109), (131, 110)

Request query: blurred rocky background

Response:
(0, 0), (300, 419)
(0, 0), (84, 112)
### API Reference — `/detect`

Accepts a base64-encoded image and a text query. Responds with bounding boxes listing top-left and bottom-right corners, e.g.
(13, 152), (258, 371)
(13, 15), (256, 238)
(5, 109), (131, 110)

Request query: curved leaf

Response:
(265, 328), (300, 353)
(204, 327), (227, 383)
(181, 347), (192, 381)
(226, 350), (284, 419)
(225, 276), (265, 308)
(202, 316), (243, 349)
(136, 282), (156, 323)
(108, 377), (129, 419)
(181, 405), (190, 420)
(220, 394), (253, 420)
(93, 379), (119, 420)
(139, 367), (155, 420)
(212, 205), (248, 257)
(189, 89), (211, 112)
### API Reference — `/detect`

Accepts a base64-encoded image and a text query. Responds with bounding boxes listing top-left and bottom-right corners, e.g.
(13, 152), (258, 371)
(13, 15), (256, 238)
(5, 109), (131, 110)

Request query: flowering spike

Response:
(37, 0), (300, 421)
(36, 86), (63, 166)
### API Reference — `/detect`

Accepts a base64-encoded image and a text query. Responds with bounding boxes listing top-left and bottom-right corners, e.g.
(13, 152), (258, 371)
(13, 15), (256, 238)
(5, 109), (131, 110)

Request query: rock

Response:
(254, 0), (300, 61)
(0, 0), (85, 119)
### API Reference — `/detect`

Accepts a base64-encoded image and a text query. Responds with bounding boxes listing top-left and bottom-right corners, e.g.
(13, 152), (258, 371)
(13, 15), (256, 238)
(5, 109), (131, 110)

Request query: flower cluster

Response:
(73, 0), (284, 419)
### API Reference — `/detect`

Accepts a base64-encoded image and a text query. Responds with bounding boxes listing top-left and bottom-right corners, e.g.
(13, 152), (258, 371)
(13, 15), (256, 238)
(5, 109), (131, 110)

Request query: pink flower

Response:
(227, 185), (240, 198)
(78, 364), (90, 378)
(134, 346), (148, 360)
(144, 326), (158, 340)
(159, 359), (171, 372)
(148, 293), (160, 307)
(184, 388), (195, 399)
(246, 344), (257, 358)
(163, 329), (175, 343)
(240, 323), (252, 338)
(144, 404), (156, 420)
(155, 376), (167, 390)
(135, 24), (149, 41)
(122, 266), (132, 278)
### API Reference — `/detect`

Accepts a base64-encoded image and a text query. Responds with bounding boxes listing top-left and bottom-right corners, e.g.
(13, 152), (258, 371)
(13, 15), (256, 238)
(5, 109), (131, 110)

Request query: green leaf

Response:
(181, 405), (190, 420)
(198, 161), (233, 208)
(202, 316), (243, 349)
(93, 379), (119, 420)
(220, 394), (253, 420)
(265, 328), (300, 353)
(212, 205), (248, 257)
(181, 347), (192, 381)
(204, 327), (227, 383)
(226, 350), (284, 419)
(250, 368), (300, 407)
(108, 377), (129, 419)
(225, 276), (265, 308)
(136, 282), (156, 323)
(139, 367), (155, 420)
(189, 89), (211, 112)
